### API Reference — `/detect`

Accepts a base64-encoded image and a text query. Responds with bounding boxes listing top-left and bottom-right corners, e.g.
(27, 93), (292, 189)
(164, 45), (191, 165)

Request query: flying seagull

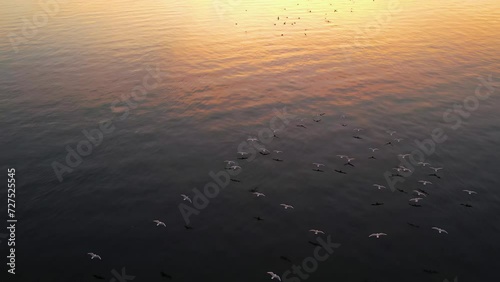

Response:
(247, 137), (258, 141)
(88, 253), (101, 260)
(418, 162), (430, 166)
(413, 190), (427, 197)
(309, 229), (325, 235)
(280, 204), (294, 209)
(153, 220), (166, 227)
(253, 192), (265, 197)
(373, 184), (386, 190)
(267, 272), (281, 281)
(224, 160), (236, 165)
(429, 167), (443, 172)
(369, 233), (387, 238)
(463, 190), (477, 195)
(369, 148), (379, 152)
(274, 150), (283, 153)
(181, 194), (192, 203)
(418, 180), (432, 185)
(312, 163), (325, 167)
(432, 227), (448, 234)
(409, 198), (423, 203)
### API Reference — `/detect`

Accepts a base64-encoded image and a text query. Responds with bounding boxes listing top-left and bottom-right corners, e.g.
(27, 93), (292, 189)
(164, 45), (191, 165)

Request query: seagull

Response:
(409, 198), (423, 203)
(373, 184), (386, 190)
(312, 163), (325, 167)
(418, 162), (430, 166)
(369, 148), (379, 152)
(369, 233), (387, 238)
(247, 137), (258, 141)
(353, 128), (363, 132)
(429, 167), (443, 172)
(463, 190), (477, 195)
(230, 165), (242, 170)
(432, 227), (448, 234)
(153, 220), (166, 227)
(387, 130), (397, 136)
(181, 194), (192, 203)
(394, 138), (403, 142)
(88, 253), (101, 260)
(399, 165), (412, 172)
(253, 192), (265, 197)
(337, 155), (348, 159)
(274, 150), (283, 153)
(237, 151), (248, 155)
(224, 160), (236, 165)
(398, 154), (410, 159)
(309, 229), (325, 235)
(259, 148), (270, 155)
(267, 272), (281, 281)
(418, 180), (432, 185)
(280, 204), (294, 209)
(413, 190), (427, 197)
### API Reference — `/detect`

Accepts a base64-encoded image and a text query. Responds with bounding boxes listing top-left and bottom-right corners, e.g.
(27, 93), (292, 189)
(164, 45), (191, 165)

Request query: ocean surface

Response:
(1, 0), (499, 281)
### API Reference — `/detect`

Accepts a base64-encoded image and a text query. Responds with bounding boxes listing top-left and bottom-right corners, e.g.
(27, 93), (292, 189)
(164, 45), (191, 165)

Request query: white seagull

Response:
(369, 233), (387, 238)
(387, 130), (397, 136)
(346, 157), (355, 163)
(394, 138), (404, 142)
(418, 180), (432, 185)
(409, 198), (423, 203)
(267, 272), (281, 281)
(253, 192), (266, 197)
(247, 137), (258, 141)
(373, 184), (386, 190)
(153, 220), (166, 227)
(418, 162), (430, 166)
(312, 163), (325, 167)
(309, 229), (325, 235)
(274, 150), (283, 153)
(224, 160), (236, 165)
(369, 148), (379, 152)
(353, 128), (363, 132)
(413, 190), (427, 197)
(181, 194), (192, 203)
(429, 167), (443, 172)
(432, 227), (448, 234)
(280, 204), (294, 209)
(88, 253), (101, 260)
(463, 190), (477, 195)
(237, 151), (248, 155)
(398, 153), (410, 159)
(230, 165), (242, 170)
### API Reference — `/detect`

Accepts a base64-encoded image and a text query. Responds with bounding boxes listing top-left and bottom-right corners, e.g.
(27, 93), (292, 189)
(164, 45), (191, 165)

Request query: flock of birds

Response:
(81, 2), (483, 281)
(86, 111), (479, 280)
(232, 0), (366, 37)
